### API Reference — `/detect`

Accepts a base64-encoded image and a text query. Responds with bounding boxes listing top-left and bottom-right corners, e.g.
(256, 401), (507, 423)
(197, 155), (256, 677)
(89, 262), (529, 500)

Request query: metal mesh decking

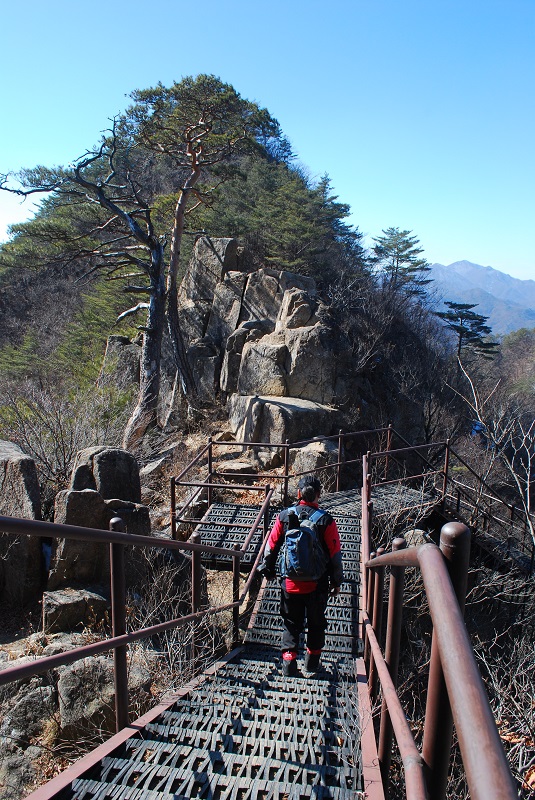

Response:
(68, 646), (363, 799)
(40, 494), (365, 800)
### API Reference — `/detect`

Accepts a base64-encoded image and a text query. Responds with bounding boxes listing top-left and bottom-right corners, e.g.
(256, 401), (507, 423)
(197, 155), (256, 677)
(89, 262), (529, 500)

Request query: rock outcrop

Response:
(0, 441), (43, 607)
(70, 447), (142, 503)
(48, 448), (150, 592)
(173, 238), (350, 446)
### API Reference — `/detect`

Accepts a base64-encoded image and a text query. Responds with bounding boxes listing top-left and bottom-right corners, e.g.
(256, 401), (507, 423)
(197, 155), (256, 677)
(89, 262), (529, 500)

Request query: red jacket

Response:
(263, 500), (343, 594)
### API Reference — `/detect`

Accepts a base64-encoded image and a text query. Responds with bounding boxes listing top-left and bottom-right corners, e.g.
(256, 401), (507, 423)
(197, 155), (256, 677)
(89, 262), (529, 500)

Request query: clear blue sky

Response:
(1, 0), (533, 280)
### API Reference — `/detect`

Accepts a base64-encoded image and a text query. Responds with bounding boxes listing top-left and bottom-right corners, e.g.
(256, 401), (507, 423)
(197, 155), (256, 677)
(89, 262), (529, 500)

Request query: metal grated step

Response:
(71, 775), (358, 799)
(48, 494), (366, 800)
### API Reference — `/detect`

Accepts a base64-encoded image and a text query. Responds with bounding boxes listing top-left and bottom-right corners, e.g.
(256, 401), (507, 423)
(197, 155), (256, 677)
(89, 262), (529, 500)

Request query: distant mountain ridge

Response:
(428, 260), (535, 335)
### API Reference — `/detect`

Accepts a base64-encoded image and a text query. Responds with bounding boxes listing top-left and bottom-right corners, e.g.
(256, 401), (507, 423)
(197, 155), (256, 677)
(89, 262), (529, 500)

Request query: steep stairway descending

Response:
(55, 497), (365, 800)
(70, 647), (362, 799)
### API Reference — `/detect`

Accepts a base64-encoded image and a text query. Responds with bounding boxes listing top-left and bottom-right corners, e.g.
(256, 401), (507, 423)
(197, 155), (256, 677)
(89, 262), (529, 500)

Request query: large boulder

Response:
(70, 447), (141, 503)
(228, 395), (340, 456)
(237, 334), (289, 397)
(235, 321), (345, 405)
(275, 287), (318, 332)
(288, 439), (339, 497)
(205, 271), (248, 349)
(0, 441), (42, 607)
(283, 324), (340, 404)
(57, 655), (151, 739)
(187, 338), (221, 400)
(48, 489), (150, 590)
(238, 268), (315, 328)
(177, 237), (239, 342)
(49, 490), (110, 590)
(220, 321), (271, 395)
(42, 588), (109, 633)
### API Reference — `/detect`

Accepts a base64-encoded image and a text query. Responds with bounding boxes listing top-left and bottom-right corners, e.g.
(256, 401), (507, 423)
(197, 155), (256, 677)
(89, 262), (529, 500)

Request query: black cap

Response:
(298, 476), (321, 501)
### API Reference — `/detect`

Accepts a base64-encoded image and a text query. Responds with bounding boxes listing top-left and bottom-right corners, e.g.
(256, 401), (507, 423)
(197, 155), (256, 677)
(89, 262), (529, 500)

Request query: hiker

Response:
(258, 476), (343, 676)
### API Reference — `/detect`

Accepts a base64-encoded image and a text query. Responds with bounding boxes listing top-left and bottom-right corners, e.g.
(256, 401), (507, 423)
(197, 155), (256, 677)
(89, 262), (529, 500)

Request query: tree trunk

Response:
(123, 247), (166, 450)
(165, 161), (202, 399)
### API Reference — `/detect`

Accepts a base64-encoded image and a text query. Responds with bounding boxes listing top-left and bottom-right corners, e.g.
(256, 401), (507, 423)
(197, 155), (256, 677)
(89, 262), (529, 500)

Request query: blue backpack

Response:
(280, 506), (330, 581)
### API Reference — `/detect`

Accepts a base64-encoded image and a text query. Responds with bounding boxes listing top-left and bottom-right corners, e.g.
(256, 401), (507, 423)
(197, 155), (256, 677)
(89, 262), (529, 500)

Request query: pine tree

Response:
(436, 301), (499, 359)
(371, 227), (431, 295)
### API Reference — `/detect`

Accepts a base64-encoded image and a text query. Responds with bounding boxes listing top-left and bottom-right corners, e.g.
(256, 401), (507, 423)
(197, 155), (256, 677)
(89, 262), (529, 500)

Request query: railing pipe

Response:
(0, 601), (239, 687)
(190, 531), (202, 614)
(367, 540), (516, 800)
(289, 424), (392, 449)
(109, 517), (128, 732)
(371, 470), (442, 489)
(232, 544), (240, 646)
(378, 536), (407, 795)
(441, 439), (450, 507)
(418, 543), (517, 800)
(207, 437), (213, 508)
(173, 442), (211, 482)
(0, 515), (238, 558)
(384, 422), (393, 481)
(263, 484), (271, 540)
(172, 485), (204, 527)
(369, 441), (447, 460)
(363, 613), (428, 800)
(369, 546), (385, 700)
(364, 550), (376, 668)
(170, 478), (177, 539)
(422, 522), (470, 800)
(336, 429), (343, 492)
(239, 487), (274, 554)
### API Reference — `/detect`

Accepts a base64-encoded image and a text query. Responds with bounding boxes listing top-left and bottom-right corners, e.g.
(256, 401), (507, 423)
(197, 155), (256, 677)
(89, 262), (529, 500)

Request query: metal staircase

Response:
(52, 495), (365, 800)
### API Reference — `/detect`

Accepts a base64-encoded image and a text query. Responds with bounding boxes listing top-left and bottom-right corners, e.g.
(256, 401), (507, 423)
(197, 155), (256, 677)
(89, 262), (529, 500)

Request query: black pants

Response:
(280, 586), (329, 653)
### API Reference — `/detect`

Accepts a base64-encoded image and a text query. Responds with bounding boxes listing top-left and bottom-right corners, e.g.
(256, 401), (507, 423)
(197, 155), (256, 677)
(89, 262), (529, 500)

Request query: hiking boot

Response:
(304, 652), (321, 673)
(282, 652), (298, 677)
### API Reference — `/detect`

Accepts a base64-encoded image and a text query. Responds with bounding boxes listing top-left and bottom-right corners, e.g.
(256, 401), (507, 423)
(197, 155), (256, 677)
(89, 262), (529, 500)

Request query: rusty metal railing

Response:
(0, 487), (274, 732)
(170, 425), (400, 536)
(360, 453), (517, 799)
(363, 436), (535, 573)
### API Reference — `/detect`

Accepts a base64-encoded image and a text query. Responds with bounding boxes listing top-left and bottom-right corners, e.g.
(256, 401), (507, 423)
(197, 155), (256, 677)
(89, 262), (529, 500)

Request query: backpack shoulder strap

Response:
(308, 508), (331, 526)
(282, 506), (300, 530)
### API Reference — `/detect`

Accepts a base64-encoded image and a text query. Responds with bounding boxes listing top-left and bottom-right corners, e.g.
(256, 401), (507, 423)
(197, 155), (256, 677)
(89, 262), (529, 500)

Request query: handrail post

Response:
(369, 545), (385, 701)
(263, 484), (271, 540)
(378, 537), (407, 797)
(283, 440), (290, 506)
(190, 531), (202, 614)
(190, 530), (202, 665)
(422, 522), (471, 800)
(384, 422), (393, 481)
(441, 438), (450, 508)
(170, 477), (176, 540)
(232, 544), (240, 646)
(109, 516), (128, 732)
(364, 551), (376, 668)
(336, 428), (343, 492)
(207, 437), (213, 509)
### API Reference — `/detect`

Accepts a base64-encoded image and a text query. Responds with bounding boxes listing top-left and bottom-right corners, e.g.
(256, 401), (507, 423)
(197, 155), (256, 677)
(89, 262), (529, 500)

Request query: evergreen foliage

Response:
(436, 301), (499, 360)
(371, 227), (431, 295)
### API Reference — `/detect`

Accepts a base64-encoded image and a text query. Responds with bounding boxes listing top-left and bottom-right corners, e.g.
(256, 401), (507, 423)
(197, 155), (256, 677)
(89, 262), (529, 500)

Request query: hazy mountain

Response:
(429, 260), (535, 335)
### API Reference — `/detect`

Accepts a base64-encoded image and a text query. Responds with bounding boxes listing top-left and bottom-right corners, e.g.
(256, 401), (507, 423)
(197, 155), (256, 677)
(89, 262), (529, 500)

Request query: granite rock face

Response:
(0, 441), (43, 606)
(70, 447), (142, 503)
(172, 238), (348, 444)
(42, 588), (109, 633)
